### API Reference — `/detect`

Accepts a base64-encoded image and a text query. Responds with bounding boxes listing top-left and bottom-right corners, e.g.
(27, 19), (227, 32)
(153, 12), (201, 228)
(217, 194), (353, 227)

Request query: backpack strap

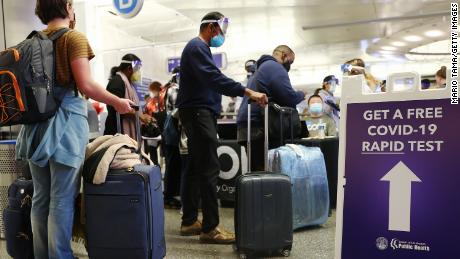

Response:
(48, 28), (70, 41)
(49, 28), (78, 97)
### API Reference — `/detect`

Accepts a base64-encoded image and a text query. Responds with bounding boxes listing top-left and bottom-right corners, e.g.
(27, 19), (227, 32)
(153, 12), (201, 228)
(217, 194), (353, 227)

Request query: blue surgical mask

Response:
(210, 33), (225, 47)
(309, 103), (323, 115)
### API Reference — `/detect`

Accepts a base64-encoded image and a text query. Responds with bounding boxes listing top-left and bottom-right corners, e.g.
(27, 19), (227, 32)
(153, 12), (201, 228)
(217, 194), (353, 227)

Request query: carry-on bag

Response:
(266, 104), (330, 230)
(234, 102), (293, 259)
(0, 137), (30, 240)
(0, 28), (76, 127)
(269, 145), (330, 230)
(84, 106), (166, 259)
(2, 178), (34, 259)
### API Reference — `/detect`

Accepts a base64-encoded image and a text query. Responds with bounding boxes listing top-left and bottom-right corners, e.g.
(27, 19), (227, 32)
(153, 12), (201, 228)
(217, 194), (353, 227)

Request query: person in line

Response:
(430, 66), (446, 89)
(304, 94), (337, 138)
(162, 68), (182, 209)
(104, 54), (153, 139)
(316, 75), (340, 127)
(17, 1), (133, 258)
(342, 58), (384, 93)
(176, 11), (267, 244)
(145, 81), (162, 116)
(236, 45), (305, 171)
(243, 59), (256, 86)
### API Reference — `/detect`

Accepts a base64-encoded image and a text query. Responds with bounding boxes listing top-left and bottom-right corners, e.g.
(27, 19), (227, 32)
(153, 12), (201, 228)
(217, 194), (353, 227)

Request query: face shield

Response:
(341, 63), (365, 76)
(121, 60), (142, 83)
(121, 59), (142, 72)
(201, 17), (230, 35)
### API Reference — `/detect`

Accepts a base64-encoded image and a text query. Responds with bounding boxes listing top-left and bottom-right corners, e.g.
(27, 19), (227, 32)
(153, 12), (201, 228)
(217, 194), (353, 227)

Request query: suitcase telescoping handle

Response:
(247, 100), (269, 173)
(116, 104), (142, 154)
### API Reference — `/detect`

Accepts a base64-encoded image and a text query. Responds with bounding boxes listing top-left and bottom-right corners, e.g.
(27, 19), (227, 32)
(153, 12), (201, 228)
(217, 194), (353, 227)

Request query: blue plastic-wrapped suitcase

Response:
(269, 145), (330, 230)
(84, 106), (166, 259)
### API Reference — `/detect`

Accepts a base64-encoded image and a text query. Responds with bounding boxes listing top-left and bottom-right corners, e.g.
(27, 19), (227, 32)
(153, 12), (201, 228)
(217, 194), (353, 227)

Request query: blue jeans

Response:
(29, 160), (80, 259)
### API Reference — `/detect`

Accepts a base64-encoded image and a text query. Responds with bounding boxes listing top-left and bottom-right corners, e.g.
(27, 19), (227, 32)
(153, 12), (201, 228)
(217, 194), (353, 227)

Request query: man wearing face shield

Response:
(104, 54), (153, 139)
(176, 12), (267, 244)
(316, 75), (340, 128)
(236, 45), (306, 171)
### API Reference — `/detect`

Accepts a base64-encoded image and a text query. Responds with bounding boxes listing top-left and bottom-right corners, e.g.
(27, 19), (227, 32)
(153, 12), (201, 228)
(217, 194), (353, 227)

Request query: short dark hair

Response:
(35, 0), (71, 25)
(308, 94), (323, 104)
(118, 53), (141, 72)
(199, 12), (224, 32)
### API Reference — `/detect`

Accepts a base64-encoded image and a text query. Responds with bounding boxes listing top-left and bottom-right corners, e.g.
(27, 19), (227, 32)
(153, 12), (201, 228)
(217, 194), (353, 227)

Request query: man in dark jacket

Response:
(176, 11), (267, 244)
(236, 45), (305, 171)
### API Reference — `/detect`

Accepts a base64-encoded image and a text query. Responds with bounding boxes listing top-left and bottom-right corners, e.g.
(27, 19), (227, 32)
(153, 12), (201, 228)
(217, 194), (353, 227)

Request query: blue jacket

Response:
(236, 55), (305, 126)
(176, 37), (246, 115)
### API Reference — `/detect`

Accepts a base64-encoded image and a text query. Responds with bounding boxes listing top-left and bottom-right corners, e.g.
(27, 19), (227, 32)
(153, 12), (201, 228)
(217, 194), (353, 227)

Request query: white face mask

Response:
(149, 92), (158, 98)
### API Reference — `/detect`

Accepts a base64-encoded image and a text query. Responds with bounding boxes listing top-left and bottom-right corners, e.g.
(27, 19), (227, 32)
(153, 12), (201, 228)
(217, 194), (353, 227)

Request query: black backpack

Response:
(2, 178), (34, 259)
(0, 28), (76, 126)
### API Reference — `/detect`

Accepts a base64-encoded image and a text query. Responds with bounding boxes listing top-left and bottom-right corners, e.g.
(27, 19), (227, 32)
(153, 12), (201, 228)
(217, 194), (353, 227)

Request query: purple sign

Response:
(167, 53), (226, 73)
(341, 98), (460, 259)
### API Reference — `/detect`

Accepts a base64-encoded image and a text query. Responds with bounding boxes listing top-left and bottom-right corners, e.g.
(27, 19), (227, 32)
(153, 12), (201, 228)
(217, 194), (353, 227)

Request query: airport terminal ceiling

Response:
(1, 0), (450, 88)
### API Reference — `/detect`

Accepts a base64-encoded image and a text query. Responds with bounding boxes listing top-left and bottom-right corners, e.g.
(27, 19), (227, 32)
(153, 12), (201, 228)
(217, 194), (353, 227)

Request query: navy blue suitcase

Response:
(84, 106), (165, 259)
(2, 178), (34, 259)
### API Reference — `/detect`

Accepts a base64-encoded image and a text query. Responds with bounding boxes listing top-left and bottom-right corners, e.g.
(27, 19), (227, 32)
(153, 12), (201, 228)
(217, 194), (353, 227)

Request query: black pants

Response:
(164, 145), (182, 199)
(179, 108), (220, 233)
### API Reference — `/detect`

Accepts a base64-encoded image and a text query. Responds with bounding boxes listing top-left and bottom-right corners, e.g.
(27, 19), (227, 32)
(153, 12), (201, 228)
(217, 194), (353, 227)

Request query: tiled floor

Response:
(1, 208), (336, 259)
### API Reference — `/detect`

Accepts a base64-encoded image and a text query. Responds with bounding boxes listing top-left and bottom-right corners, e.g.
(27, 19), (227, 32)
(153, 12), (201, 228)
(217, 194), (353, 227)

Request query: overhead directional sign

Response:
(167, 53), (227, 73)
(113, 0), (144, 19)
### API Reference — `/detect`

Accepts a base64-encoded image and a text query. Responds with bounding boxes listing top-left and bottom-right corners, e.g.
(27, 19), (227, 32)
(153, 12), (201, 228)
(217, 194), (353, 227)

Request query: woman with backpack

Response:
(16, 1), (133, 258)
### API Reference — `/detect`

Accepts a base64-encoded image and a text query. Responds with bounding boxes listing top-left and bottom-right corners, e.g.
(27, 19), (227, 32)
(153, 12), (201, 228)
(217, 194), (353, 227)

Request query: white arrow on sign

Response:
(380, 161), (421, 232)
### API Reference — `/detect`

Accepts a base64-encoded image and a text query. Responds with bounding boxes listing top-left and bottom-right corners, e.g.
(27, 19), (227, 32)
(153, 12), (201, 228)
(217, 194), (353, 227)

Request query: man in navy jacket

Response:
(176, 11), (267, 244)
(236, 45), (306, 171)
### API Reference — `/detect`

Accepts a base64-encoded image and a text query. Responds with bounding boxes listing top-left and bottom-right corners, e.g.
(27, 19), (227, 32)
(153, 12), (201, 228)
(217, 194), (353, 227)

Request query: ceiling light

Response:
(391, 41), (406, 47)
(381, 46), (397, 51)
(424, 30), (444, 37)
(404, 35), (423, 42)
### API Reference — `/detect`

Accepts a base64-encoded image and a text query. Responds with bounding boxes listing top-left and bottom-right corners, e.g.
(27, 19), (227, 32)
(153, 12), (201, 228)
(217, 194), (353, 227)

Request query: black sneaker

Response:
(164, 197), (181, 209)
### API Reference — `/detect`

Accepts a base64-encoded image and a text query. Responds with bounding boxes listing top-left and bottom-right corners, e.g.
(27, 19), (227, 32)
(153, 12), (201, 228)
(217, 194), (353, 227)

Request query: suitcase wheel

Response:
(280, 249), (290, 257)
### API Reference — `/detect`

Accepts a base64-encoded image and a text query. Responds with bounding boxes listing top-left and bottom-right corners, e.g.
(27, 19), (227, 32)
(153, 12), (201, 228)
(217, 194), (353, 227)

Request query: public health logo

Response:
(376, 237), (389, 250)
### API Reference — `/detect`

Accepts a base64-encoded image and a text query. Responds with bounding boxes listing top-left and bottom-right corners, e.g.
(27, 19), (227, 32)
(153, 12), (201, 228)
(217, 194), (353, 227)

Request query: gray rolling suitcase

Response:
(234, 102), (293, 259)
